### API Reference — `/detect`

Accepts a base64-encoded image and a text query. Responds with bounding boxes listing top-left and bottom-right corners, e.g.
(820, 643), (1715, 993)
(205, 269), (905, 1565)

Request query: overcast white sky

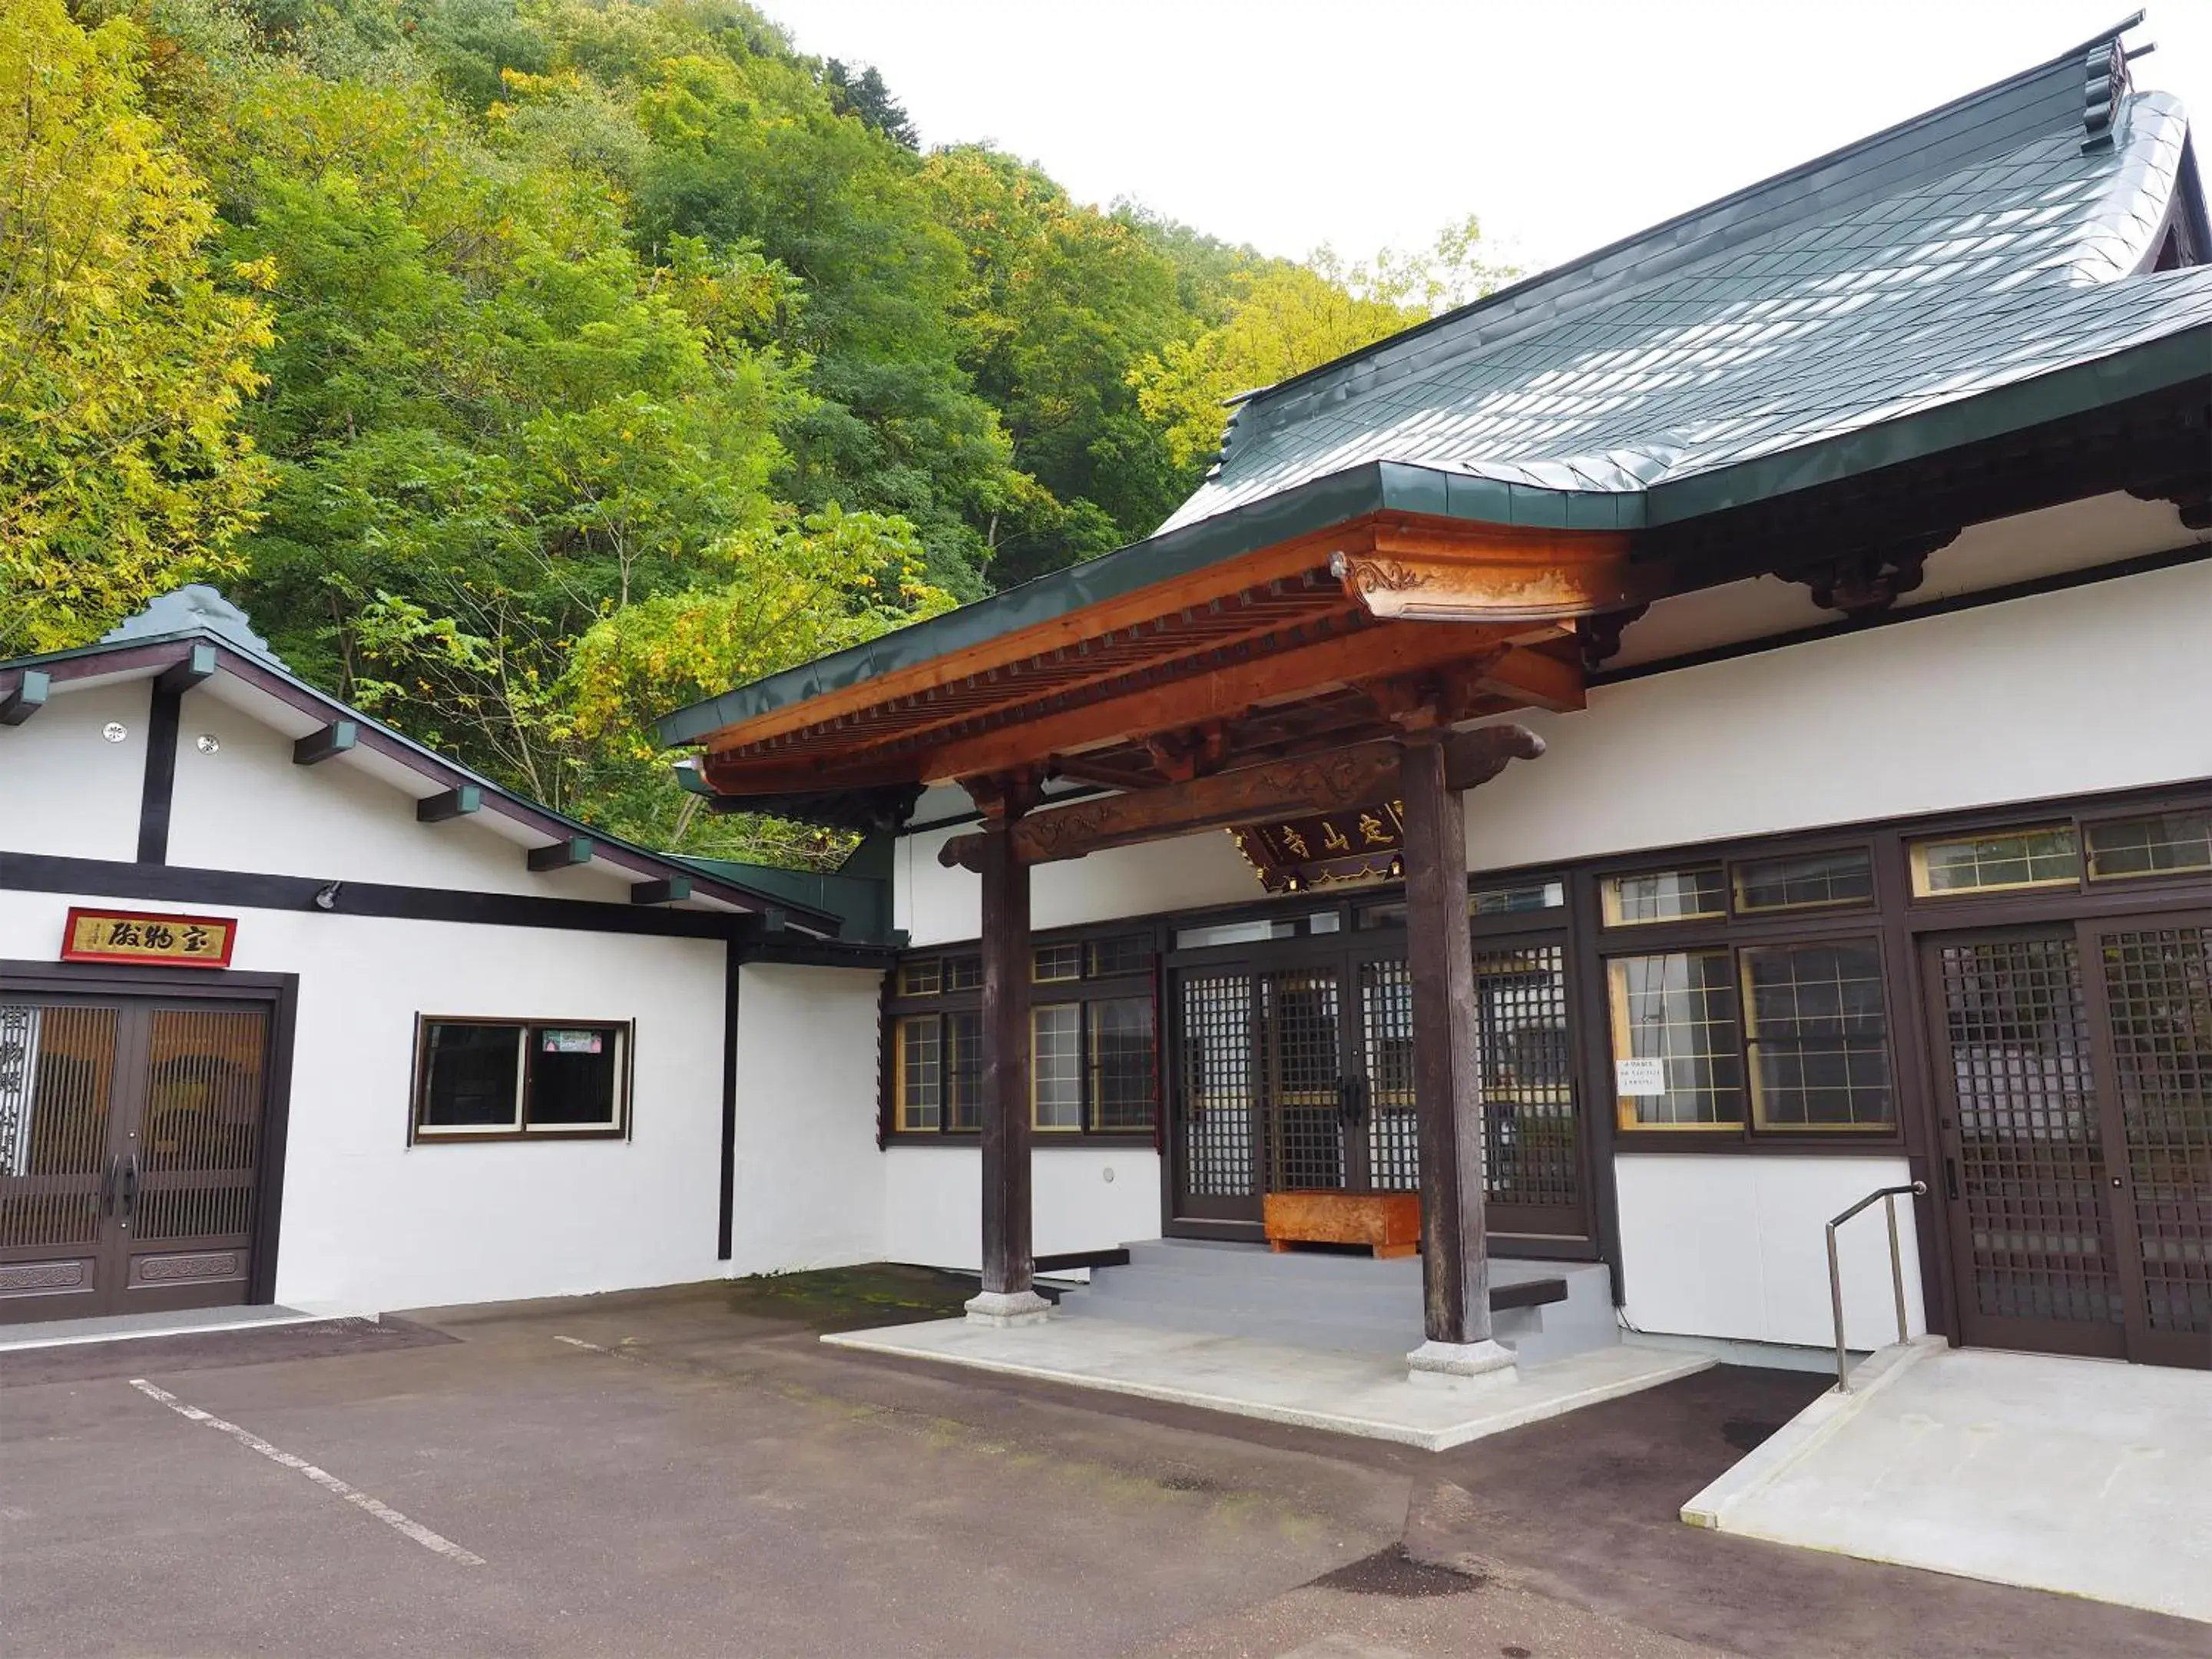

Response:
(765, 2), (2206, 275)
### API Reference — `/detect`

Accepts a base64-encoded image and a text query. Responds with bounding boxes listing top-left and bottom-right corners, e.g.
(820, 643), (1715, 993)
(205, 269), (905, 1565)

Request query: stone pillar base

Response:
(1406, 1337), (1518, 1392)
(965, 1289), (1054, 1328)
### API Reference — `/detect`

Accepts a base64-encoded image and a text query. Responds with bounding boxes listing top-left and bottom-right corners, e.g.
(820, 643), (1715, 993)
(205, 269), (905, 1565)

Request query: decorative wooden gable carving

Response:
(1231, 800), (1406, 893)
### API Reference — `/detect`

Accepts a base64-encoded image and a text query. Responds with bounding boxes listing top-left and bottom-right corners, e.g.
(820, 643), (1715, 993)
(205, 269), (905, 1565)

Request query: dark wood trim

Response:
(1, 668), (51, 725)
(416, 786), (481, 823)
(977, 805), (1035, 1300)
(291, 720), (356, 767)
(1034, 1247), (1131, 1273)
(882, 1131), (1160, 1151)
(1591, 541), (2212, 690)
(718, 944), (740, 1260)
(528, 836), (593, 873)
(137, 684), (181, 864)
(631, 877), (691, 906)
(2, 853), (747, 940)
(153, 643), (217, 697)
(0, 959), (299, 1310)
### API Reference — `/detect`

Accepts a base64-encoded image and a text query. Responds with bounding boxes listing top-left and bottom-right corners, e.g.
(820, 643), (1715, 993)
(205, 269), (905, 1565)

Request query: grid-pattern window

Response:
(1472, 881), (1566, 916)
(1608, 952), (1743, 1128)
(1604, 867), (1727, 926)
(945, 955), (982, 992)
(947, 1011), (982, 1131)
(1033, 944), (1083, 983)
(2086, 812), (2212, 881)
(895, 1015), (942, 1131)
(1032, 1004), (1084, 1128)
(1088, 998), (1157, 1131)
(1734, 850), (1874, 914)
(1742, 941), (1894, 1128)
(1086, 934), (1152, 978)
(898, 959), (942, 996)
(1912, 826), (2079, 896)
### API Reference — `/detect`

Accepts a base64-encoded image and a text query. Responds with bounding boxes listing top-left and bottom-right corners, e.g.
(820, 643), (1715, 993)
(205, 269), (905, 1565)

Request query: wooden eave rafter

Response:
(697, 514), (1637, 798)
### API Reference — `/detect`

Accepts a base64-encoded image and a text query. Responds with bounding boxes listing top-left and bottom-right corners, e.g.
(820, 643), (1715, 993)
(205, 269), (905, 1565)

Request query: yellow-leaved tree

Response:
(1129, 217), (1517, 473)
(0, 0), (273, 655)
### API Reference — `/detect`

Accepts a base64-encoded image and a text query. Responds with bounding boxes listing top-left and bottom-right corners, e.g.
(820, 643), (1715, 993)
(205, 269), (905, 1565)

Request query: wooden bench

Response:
(1263, 1190), (1421, 1259)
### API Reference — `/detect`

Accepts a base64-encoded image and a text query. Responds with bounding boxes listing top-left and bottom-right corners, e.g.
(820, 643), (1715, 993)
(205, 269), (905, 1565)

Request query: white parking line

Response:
(128, 1379), (485, 1566)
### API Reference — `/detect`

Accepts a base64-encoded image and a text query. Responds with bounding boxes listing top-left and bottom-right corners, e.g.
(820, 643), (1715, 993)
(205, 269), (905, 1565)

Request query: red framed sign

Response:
(61, 907), (237, 969)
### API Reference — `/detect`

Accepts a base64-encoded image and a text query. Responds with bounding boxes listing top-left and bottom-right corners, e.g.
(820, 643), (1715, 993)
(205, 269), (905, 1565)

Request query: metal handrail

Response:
(1826, 1180), (1928, 1392)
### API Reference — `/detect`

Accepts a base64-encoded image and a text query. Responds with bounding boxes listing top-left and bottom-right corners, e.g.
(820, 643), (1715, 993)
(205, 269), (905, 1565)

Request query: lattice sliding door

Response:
(2094, 922), (2211, 1364)
(1929, 933), (2128, 1355)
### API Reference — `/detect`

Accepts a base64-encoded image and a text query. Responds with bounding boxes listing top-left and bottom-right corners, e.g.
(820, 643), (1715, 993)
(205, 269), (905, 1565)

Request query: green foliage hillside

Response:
(2, 0), (1508, 863)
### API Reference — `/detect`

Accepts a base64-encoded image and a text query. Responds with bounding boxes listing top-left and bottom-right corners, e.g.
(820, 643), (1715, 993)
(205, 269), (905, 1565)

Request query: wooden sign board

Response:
(61, 907), (237, 969)
(1231, 800), (1406, 893)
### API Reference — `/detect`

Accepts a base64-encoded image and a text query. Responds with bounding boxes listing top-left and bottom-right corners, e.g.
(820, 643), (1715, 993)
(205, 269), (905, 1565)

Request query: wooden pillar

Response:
(969, 783), (1051, 1325)
(1398, 730), (1514, 1384)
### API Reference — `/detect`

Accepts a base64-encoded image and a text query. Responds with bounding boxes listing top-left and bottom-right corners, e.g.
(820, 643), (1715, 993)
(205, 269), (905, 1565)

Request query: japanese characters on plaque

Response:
(1230, 800), (1406, 893)
(61, 908), (237, 969)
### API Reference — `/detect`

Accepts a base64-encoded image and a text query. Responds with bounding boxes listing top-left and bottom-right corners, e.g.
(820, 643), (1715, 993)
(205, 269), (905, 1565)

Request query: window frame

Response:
(408, 1015), (634, 1144)
(882, 924), (1162, 1145)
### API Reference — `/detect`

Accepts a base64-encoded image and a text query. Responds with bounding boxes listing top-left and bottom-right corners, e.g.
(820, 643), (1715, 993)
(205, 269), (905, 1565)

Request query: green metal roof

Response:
(657, 22), (2210, 750)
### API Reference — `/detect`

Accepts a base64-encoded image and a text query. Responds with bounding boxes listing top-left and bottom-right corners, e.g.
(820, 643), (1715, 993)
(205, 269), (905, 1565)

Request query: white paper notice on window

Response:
(1614, 1056), (1667, 1096)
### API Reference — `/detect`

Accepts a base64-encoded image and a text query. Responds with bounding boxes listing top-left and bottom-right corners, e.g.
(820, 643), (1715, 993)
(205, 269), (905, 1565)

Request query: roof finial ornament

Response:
(2080, 18), (2141, 152)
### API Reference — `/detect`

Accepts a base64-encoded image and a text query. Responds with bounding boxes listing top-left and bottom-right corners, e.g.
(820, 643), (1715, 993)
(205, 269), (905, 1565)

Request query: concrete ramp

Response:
(1684, 1340), (2211, 1624)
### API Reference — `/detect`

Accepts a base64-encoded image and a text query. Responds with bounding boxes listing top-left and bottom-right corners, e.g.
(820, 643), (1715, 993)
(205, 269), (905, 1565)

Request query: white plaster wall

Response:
(164, 690), (635, 901)
(1614, 1154), (1927, 1350)
(0, 680), (151, 862)
(882, 1144), (1164, 1270)
(727, 962), (886, 1276)
(896, 820), (1256, 947)
(0, 886), (729, 1312)
(1466, 561), (2212, 871)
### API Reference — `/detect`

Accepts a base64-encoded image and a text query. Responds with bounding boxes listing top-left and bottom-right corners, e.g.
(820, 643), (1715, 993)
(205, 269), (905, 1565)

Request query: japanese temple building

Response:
(657, 19), (2211, 1377)
(2, 20), (2207, 1373)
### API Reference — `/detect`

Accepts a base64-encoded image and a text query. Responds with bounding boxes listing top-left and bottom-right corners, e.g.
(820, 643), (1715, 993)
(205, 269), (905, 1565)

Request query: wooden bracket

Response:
(1780, 530), (1955, 618)
(292, 720), (357, 766)
(527, 836), (593, 872)
(416, 785), (482, 823)
(0, 670), (50, 727)
(1575, 603), (1648, 673)
(154, 643), (218, 697)
(1144, 720), (1230, 783)
(630, 876), (692, 906)
(961, 766), (1045, 823)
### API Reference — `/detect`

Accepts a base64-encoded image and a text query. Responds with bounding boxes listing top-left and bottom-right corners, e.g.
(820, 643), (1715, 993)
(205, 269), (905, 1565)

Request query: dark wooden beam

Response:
(528, 836), (593, 872)
(416, 785), (482, 823)
(1048, 753), (1160, 793)
(970, 786), (1047, 1323)
(629, 876), (692, 906)
(0, 670), (49, 727)
(292, 720), (357, 766)
(1400, 730), (1500, 1366)
(154, 643), (218, 697)
(939, 726), (1544, 872)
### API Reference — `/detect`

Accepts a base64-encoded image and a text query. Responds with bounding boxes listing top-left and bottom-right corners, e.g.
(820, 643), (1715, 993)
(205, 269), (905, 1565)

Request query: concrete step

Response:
(1065, 1240), (1621, 1365)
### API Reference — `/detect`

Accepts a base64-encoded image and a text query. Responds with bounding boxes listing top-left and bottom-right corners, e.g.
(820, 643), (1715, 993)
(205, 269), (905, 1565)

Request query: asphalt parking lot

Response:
(2, 1268), (2201, 1658)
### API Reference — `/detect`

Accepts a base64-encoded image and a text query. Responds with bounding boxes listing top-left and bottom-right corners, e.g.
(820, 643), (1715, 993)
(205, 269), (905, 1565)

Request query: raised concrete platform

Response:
(1684, 1340), (2212, 1624)
(822, 1314), (1710, 1452)
(1063, 1238), (1619, 1366)
(0, 1304), (322, 1353)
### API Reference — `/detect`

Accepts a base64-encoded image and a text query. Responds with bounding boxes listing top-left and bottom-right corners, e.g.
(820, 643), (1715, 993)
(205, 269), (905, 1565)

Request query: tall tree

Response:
(0, 0), (273, 655)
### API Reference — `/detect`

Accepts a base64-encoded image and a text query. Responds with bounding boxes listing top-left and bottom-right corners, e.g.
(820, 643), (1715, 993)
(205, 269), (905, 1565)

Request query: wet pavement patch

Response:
(1721, 1416), (1786, 1453)
(1311, 1545), (1485, 1598)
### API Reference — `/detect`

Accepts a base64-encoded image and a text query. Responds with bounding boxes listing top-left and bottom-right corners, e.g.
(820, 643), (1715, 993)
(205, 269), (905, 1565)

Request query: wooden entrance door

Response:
(1924, 916), (2210, 1369)
(0, 995), (270, 1324)
(1346, 935), (1584, 1237)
